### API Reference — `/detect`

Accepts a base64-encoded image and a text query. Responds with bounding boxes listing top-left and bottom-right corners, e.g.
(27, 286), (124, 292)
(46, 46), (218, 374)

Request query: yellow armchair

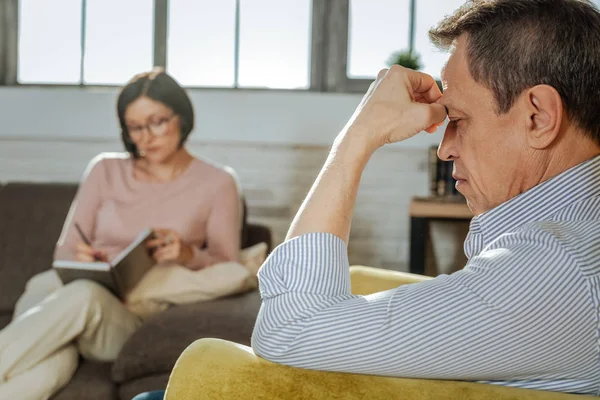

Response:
(165, 266), (593, 400)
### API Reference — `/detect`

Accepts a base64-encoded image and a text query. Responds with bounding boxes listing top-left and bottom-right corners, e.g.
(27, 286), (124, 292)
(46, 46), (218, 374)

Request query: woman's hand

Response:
(75, 243), (107, 262)
(146, 228), (194, 265)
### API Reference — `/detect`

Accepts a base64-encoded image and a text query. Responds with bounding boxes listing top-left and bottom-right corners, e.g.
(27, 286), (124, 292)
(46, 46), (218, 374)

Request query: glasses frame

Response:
(127, 113), (177, 138)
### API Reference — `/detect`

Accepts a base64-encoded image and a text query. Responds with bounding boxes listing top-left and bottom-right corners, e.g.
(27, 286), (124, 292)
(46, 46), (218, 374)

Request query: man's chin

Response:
(457, 189), (479, 216)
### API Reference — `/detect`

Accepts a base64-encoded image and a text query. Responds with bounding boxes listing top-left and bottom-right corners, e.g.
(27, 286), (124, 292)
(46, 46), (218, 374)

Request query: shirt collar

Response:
(465, 155), (600, 258)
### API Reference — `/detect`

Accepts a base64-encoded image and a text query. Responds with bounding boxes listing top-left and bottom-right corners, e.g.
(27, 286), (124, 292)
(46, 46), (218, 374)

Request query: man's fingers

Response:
(410, 103), (448, 132)
(404, 69), (443, 104)
(359, 69), (388, 107)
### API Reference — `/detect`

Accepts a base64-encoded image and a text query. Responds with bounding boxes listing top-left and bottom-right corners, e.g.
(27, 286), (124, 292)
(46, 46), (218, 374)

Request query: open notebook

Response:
(52, 228), (155, 299)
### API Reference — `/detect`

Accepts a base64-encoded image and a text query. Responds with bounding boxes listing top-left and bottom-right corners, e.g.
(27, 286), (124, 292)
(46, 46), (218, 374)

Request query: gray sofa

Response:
(0, 182), (271, 400)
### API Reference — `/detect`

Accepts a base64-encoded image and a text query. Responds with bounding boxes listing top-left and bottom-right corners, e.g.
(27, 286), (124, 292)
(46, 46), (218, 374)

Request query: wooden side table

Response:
(409, 197), (473, 275)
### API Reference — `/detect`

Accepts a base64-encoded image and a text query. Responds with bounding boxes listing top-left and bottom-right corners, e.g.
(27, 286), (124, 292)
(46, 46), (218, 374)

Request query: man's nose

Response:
(437, 125), (457, 161)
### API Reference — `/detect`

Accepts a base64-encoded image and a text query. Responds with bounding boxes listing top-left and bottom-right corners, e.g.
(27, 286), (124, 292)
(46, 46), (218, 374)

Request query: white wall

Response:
(0, 87), (464, 273)
(0, 86), (444, 147)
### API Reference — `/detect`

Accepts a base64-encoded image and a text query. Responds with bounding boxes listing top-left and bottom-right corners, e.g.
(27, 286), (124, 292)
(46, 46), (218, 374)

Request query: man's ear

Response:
(524, 85), (563, 149)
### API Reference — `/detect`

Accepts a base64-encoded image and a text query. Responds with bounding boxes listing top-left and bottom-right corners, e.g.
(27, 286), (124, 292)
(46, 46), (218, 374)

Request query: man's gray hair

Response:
(430, 0), (600, 145)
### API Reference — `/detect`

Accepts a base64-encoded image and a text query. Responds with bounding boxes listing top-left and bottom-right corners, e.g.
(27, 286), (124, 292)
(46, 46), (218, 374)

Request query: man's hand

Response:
(341, 65), (447, 155)
(285, 66), (446, 242)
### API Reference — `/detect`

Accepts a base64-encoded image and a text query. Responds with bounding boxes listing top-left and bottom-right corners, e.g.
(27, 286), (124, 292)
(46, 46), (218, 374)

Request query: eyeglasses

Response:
(127, 113), (176, 138)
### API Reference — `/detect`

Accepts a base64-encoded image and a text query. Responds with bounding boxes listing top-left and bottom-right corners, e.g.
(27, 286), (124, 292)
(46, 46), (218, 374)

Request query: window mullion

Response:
(153, 0), (168, 68)
(3, 0), (18, 85)
(309, 0), (327, 91)
(409, 0), (416, 54)
(233, 0), (240, 88)
(79, 0), (86, 84)
(324, 0), (349, 92)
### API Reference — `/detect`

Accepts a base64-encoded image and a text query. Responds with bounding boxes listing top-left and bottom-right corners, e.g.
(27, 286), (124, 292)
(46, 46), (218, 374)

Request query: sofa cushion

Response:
(52, 361), (116, 400)
(0, 182), (76, 312)
(112, 290), (261, 383)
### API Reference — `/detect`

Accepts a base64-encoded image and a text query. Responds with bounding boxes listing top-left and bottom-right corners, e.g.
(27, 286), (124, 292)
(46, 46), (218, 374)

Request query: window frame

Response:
(321, 0), (419, 93)
(5, 0), (425, 93)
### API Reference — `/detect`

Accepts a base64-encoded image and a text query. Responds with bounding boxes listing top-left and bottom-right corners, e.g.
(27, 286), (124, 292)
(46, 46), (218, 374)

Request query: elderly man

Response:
(251, 0), (600, 395)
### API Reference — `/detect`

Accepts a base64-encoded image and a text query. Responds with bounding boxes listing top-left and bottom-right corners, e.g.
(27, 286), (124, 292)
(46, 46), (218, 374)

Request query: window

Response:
(344, 0), (464, 84)
(83, 0), (153, 85)
(167, 0), (237, 87)
(414, 0), (464, 79)
(18, 0), (153, 85)
(18, 0), (82, 84)
(168, 0), (311, 89)
(11, 0), (470, 90)
(237, 0), (311, 89)
(347, 0), (410, 79)
(18, 0), (311, 89)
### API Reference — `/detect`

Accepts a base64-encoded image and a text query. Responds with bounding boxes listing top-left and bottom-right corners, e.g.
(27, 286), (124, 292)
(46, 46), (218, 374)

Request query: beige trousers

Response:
(0, 270), (142, 400)
(0, 259), (257, 400)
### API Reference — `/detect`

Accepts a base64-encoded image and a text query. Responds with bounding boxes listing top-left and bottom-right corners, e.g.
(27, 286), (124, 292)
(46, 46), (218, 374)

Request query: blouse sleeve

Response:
(53, 156), (106, 261)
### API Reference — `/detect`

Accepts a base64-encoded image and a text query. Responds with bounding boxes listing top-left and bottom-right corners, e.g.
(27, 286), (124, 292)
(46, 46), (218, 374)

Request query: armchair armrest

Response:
(350, 265), (432, 295)
(165, 338), (588, 400)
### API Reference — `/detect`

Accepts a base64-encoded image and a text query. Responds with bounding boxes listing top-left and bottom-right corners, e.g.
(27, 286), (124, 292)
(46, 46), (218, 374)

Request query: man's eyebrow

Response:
(444, 103), (468, 116)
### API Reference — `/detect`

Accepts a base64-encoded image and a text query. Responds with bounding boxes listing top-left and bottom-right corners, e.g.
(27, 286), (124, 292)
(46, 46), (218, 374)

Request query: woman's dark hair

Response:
(117, 68), (195, 158)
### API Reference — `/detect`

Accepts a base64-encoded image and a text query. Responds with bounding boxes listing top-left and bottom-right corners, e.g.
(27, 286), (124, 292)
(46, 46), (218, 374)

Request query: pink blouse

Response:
(54, 152), (241, 270)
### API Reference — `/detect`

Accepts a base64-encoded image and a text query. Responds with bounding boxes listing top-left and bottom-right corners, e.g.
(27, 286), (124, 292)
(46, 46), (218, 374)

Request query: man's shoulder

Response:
(520, 195), (600, 241)
(488, 211), (600, 276)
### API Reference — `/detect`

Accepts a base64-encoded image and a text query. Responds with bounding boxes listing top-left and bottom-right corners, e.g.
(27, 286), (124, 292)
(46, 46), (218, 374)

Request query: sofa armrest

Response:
(165, 338), (588, 400)
(350, 265), (432, 295)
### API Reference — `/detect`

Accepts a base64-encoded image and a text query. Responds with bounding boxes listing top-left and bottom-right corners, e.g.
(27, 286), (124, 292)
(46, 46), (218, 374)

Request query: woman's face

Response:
(124, 96), (182, 164)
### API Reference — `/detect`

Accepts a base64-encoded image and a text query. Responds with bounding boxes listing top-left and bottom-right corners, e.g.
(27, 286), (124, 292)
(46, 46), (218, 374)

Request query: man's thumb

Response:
(410, 103), (447, 132)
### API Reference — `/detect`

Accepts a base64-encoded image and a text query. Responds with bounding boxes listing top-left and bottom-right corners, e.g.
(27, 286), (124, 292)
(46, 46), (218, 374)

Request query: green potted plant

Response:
(386, 49), (422, 71)
(386, 49), (443, 92)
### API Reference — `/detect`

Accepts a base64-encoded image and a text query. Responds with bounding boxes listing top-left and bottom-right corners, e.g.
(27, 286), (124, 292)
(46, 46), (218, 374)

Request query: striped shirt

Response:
(251, 155), (600, 396)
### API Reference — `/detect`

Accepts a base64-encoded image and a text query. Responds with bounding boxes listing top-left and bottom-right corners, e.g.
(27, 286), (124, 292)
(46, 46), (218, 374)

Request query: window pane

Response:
(238, 0), (311, 89)
(168, 0), (236, 87)
(18, 0), (82, 84)
(83, 0), (153, 85)
(348, 0), (411, 79)
(415, 0), (465, 79)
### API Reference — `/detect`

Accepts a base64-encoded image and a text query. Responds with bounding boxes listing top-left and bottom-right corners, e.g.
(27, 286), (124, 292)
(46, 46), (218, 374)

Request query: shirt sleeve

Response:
(53, 156), (106, 261)
(187, 174), (241, 270)
(251, 232), (594, 381)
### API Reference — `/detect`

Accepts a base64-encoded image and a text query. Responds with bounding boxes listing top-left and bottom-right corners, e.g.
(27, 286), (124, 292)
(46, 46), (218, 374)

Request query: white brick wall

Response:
(0, 137), (468, 273)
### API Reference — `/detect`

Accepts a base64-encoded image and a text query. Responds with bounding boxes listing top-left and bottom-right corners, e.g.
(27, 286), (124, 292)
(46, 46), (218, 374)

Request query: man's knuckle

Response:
(377, 68), (388, 80)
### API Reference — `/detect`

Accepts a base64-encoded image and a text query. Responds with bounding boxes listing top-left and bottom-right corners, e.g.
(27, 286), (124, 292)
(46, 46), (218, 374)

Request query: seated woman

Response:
(0, 68), (253, 400)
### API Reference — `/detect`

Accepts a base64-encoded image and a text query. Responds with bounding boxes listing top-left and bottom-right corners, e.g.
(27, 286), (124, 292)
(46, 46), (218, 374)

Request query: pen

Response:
(74, 223), (92, 246)
(75, 223), (101, 261)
